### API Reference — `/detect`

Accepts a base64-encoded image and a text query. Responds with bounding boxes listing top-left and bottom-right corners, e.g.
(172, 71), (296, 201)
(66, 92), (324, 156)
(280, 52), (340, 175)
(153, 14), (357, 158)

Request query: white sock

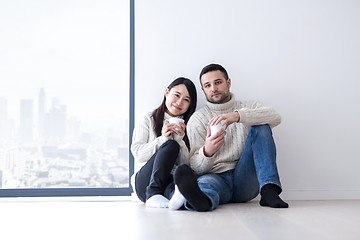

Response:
(169, 185), (186, 210)
(145, 194), (169, 208)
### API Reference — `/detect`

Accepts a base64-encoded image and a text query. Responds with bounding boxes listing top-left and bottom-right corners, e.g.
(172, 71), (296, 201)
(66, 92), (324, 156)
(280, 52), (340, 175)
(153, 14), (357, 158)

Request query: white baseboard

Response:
(281, 190), (360, 200)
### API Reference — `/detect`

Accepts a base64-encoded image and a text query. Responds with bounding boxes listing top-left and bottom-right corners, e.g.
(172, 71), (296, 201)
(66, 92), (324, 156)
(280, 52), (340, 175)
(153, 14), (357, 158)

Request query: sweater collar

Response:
(205, 93), (236, 112)
(164, 112), (184, 120)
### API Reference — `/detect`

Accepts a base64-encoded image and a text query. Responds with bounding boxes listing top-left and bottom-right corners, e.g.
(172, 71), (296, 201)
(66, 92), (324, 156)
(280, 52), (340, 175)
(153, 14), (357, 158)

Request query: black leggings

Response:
(135, 140), (180, 202)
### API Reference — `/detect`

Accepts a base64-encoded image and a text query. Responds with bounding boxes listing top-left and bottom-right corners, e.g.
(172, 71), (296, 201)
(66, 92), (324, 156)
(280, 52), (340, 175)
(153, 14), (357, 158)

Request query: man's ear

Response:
(200, 79), (204, 92)
(227, 78), (231, 88)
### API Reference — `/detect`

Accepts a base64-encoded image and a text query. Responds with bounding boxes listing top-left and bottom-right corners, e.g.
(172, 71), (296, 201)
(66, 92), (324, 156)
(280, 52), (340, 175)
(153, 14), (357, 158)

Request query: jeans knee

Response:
(250, 124), (272, 137)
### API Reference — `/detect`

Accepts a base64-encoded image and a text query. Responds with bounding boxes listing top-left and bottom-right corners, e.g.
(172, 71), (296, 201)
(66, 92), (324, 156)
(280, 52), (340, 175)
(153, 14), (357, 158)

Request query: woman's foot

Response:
(145, 194), (169, 208)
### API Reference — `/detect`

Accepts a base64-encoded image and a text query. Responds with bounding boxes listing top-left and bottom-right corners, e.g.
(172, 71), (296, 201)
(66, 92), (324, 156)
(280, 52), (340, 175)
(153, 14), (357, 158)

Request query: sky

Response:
(0, 0), (130, 133)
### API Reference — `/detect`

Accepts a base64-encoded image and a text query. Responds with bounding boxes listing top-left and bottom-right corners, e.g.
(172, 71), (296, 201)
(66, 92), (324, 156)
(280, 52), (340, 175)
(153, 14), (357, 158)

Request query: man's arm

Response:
(187, 113), (224, 175)
(207, 101), (281, 129)
(236, 100), (281, 128)
(208, 112), (240, 128)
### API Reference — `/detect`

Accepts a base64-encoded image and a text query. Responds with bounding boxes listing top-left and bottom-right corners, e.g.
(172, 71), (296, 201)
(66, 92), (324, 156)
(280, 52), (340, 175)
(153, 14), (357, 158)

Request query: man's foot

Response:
(145, 194), (169, 208)
(260, 184), (289, 208)
(168, 185), (186, 210)
(174, 164), (211, 212)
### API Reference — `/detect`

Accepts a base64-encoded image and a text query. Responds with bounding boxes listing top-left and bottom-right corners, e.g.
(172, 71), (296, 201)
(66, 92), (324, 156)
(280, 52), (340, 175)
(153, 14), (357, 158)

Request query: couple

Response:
(131, 63), (288, 212)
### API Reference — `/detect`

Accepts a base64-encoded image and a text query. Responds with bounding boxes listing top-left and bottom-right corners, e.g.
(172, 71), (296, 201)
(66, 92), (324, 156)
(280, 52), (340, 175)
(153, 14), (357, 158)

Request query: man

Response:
(170, 63), (288, 211)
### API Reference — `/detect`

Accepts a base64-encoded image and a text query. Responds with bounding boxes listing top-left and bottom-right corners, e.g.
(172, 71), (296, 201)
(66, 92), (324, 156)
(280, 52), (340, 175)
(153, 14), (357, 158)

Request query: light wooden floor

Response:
(1, 198), (360, 240)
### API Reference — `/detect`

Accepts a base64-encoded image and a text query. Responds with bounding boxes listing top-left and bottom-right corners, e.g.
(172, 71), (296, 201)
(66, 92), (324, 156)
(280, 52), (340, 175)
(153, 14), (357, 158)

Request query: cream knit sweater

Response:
(187, 94), (281, 175)
(131, 112), (190, 181)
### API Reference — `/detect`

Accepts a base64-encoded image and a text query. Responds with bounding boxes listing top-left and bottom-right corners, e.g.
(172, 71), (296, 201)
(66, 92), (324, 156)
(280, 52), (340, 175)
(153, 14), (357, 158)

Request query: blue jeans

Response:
(188, 125), (282, 211)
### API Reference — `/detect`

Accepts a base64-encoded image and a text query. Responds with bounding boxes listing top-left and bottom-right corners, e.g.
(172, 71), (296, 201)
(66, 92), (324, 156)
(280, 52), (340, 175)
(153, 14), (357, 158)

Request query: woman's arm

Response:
(131, 114), (169, 163)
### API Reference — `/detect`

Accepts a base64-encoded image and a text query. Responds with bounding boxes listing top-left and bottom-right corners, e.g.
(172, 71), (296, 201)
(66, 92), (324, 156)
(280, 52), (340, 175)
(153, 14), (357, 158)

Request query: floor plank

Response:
(1, 199), (359, 240)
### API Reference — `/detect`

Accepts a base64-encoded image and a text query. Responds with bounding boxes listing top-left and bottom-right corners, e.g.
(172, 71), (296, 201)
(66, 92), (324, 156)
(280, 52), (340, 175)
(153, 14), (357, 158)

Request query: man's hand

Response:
(203, 125), (226, 157)
(208, 112), (240, 127)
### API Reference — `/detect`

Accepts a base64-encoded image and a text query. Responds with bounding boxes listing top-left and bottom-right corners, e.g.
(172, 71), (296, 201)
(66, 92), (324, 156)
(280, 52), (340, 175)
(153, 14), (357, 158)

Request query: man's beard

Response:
(207, 91), (230, 104)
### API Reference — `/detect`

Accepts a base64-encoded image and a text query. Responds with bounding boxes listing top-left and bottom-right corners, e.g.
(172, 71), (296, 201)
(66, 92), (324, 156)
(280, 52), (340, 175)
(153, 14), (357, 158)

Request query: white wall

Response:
(135, 0), (360, 200)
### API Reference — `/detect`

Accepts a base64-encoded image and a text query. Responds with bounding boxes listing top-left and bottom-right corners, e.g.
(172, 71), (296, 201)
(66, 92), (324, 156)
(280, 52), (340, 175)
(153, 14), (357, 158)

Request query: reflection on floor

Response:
(1, 198), (360, 240)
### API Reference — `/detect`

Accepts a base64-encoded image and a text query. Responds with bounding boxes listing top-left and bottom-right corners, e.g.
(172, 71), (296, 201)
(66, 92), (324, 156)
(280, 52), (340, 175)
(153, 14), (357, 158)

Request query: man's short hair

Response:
(199, 64), (229, 83)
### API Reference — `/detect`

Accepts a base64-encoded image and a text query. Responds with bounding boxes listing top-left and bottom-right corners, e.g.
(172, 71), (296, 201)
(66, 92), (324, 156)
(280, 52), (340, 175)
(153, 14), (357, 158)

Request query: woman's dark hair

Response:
(151, 77), (197, 149)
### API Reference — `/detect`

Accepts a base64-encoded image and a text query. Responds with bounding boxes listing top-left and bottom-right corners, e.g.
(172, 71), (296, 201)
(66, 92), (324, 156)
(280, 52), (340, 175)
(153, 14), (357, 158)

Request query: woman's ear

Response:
(164, 88), (169, 97)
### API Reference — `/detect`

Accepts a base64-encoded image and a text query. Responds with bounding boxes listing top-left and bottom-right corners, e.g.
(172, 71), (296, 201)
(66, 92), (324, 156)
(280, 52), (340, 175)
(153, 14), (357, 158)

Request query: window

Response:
(0, 0), (134, 197)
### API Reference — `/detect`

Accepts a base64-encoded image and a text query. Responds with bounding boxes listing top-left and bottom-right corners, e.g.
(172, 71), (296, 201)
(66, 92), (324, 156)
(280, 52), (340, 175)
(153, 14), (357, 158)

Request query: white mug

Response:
(168, 117), (184, 131)
(210, 122), (226, 136)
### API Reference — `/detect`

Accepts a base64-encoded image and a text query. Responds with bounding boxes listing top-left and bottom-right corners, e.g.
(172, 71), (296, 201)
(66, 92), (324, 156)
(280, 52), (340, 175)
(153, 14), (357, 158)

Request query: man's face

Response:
(200, 70), (231, 104)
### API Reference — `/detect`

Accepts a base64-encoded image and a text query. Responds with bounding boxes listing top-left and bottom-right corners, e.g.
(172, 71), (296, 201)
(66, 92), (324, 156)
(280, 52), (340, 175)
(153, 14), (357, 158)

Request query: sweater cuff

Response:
(234, 109), (247, 124)
(200, 146), (215, 160)
(172, 133), (184, 142)
(198, 146), (215, 173)
(159, 135), (171, 144)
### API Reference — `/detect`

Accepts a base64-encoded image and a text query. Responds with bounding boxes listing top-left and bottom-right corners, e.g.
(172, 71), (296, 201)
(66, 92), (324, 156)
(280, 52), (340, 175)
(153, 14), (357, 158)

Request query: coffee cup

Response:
(168, 117), (184, 131)
(210, 122), (226, 136)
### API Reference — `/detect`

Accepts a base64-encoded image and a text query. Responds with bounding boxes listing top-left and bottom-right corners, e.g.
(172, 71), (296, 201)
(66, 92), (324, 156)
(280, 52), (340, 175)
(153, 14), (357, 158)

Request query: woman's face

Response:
(165, 84), (191, 117)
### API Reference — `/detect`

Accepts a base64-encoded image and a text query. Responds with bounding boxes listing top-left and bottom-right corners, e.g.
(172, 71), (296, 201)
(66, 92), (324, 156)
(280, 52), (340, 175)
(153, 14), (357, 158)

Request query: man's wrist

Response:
(203, 146), (213, 157)
(234, 110), (241, 122)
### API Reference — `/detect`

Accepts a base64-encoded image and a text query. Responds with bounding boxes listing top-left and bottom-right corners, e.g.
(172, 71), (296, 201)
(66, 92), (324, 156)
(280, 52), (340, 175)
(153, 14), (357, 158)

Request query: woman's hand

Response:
(162, 121), (174, 138)
(162, 121), (186, 138)
(172, 122), (186, 137)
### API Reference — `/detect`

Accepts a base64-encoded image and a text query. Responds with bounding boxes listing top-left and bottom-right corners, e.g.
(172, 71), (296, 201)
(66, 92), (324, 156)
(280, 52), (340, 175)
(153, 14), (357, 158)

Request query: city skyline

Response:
(0, 87), (128, 137)
(0, 88), (129, 144)
(0, 87), (130, 189)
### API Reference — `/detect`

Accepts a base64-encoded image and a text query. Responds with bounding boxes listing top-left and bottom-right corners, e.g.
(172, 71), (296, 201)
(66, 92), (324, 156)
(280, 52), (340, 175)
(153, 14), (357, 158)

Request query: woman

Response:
(131, 77), (197, 208)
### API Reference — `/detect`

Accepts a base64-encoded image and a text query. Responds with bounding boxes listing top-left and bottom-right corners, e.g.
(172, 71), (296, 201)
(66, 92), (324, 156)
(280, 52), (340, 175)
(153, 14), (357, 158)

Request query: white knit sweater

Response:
(131, 112), (190, 185)
(187, 93), (281, 175)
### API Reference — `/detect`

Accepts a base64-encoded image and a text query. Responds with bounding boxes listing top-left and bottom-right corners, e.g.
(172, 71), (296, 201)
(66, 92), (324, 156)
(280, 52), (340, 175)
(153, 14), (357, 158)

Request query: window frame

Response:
(0, 0), (135, 198)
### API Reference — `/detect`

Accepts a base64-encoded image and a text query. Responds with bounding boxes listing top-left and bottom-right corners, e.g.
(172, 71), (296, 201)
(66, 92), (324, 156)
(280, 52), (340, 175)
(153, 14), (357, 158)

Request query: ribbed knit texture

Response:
(130, 112), (190, 191)
(187, 94), (281, 175)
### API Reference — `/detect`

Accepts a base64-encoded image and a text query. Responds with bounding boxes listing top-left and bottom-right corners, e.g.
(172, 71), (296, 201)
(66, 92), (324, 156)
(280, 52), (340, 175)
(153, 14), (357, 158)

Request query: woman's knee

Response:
(160, 139), (180, 152)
